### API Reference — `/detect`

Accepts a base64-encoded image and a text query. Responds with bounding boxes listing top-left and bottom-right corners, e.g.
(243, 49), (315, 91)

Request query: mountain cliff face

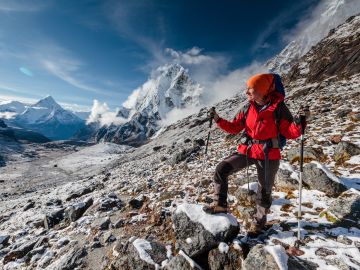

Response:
(91, 64), (203, 146)
(284, 14), (360, 84)
(14, 96), (85, 140)
(267, 0), (360, 74)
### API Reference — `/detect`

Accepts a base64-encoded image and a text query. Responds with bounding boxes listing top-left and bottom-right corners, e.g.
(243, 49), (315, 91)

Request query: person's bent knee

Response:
(215, 161), (233, 177)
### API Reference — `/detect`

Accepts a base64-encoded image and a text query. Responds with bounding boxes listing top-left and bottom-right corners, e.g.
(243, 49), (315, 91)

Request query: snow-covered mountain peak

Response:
(34, 95), (61, 110)
(125, 63), (203, 119)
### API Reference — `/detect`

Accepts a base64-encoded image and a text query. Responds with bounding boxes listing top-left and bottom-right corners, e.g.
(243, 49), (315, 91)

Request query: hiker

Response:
(204, 73), (308, 234)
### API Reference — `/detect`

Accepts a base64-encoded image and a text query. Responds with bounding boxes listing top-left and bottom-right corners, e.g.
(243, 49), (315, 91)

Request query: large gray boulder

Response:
(242, 244), (284, 270)
(274, 162), (301, 191)
(321, 189), (360, 227)
(303, 161), (347, 197)
(333, 141), (360, 164)
(0, 235), (10, 247)
(127, 239), (167, 270)
(44, 208), (65, 229)
(170, 145), (201, 165)
(65, 197), (93, 222)
(172, 203), (239, 257)
(208, 243), (244, 270)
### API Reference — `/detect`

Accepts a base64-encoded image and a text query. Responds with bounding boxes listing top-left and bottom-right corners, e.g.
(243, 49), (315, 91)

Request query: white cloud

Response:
(59, 102), (91, 113)
(160, 105), (202, 126)
(165, 47), (215, 65)
(205, 61), (268, 105)
(164, 47), (229, 90)
(0, 94), (36, 105)
(0, 112), (18, 119)
(87, 100), (127, 126)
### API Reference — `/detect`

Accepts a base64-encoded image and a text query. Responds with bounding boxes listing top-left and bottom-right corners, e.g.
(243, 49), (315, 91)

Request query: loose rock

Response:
(303, 162), (347, 197)
(172, 204), (239, 257)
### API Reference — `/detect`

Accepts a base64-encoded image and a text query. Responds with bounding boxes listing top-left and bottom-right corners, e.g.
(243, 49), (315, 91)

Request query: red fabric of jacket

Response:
(216, 92), (303, 160)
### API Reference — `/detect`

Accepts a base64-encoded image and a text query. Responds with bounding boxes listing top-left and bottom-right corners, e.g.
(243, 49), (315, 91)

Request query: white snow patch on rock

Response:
(218, 242), (229, 254)
(311, 161), (344, 184)
(265, 245), (288, 270)
(175, 203), (238, 236)
(133, 238), (159, 267)
(179, 250), (203, 270)
(279, 161), (299, 180)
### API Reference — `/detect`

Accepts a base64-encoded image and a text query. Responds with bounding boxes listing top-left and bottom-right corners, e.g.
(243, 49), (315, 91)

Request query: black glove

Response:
(208, 107), (220, 122)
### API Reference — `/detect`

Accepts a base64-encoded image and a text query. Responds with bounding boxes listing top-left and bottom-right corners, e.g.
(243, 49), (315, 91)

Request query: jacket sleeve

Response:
(277, 102), (305, 139)
(216, 111), (245, 135)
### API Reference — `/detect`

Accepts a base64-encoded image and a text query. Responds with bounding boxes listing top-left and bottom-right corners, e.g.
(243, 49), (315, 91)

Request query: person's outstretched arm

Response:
(215, 107), (247, 135)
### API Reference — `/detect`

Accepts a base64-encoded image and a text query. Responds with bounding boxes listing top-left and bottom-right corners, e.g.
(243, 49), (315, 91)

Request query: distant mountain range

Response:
(1, 96), (86, 140)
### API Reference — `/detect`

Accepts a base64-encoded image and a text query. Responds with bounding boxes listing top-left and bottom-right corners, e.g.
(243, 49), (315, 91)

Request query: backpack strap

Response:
(274, 101), (293, 150)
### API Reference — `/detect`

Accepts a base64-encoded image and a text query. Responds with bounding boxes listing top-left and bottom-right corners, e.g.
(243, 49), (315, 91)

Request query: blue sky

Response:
(0, 0), (320, 111)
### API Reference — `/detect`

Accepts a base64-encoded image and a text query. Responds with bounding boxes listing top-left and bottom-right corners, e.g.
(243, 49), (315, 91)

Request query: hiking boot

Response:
(203, 204), (228, 214)
(247, 219), (265, 236)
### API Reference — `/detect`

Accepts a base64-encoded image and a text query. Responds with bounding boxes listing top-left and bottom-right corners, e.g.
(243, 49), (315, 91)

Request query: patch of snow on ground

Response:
(300, 234), (360, 270)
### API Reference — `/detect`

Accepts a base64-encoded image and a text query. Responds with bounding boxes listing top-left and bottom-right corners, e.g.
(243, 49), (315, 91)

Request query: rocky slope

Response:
(1, 13), (360, 270)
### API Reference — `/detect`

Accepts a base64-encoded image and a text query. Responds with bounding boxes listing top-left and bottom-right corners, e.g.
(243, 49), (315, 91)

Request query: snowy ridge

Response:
(268, 0), (360, 73)
(0, 100), (28, 114)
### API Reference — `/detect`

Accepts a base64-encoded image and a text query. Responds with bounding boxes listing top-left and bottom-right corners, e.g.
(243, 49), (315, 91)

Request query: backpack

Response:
(240, 73), (287, 150)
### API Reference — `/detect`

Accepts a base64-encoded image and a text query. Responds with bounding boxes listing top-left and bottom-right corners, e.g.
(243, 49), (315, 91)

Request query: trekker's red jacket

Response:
(216, 92), (303, 160)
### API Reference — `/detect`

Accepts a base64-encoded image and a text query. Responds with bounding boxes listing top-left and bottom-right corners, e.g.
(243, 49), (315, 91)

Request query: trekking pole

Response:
(295, 107), (308, 247)
(205, 107), (215, 155)
(201, 107), (214, 174)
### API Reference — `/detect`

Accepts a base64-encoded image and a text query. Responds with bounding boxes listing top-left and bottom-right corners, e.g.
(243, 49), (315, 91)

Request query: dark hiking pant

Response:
(214, 152), (280, 224)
